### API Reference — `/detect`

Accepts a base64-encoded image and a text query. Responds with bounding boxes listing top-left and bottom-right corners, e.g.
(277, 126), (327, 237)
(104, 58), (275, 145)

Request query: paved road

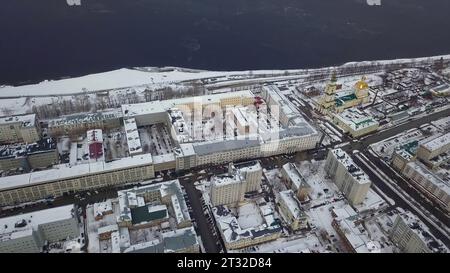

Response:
(179, 175), (221, 253)
(343, 107), (450, 152)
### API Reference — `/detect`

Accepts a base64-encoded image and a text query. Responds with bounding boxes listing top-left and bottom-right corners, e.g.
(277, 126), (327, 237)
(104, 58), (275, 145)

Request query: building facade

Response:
(0, 205), (80, 253)
(0, 154), (155, 206)
(402, 161), (450, 213)
(324, 149), (371, 206)
(390, 211), (448, 253)
(278, 190), (308, 231)
(0, 114), (40, 144)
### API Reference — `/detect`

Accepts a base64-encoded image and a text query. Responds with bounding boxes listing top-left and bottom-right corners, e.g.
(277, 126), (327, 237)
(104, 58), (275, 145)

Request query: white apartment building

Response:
(390, 210), (448, 253)
(402, 161), (450, 212)
(0, 205), (80, 253)
(210, 162), (263, 206)
(281, 162), (312, 201)
(416, 132), (450, 166)
(236, 161), (262, 193)
(210, 173), (247, 207)
(0, 154), (155, 206)
(278, 190), (308, 231)
(324, 149), (371, 206)
(0, 114), (40, 144)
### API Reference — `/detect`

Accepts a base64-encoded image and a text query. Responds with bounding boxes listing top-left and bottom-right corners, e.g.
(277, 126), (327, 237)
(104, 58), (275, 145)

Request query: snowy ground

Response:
(138, 124), (174, 156)
(353, 189), (388, 214)
(296, 160), (343, 206)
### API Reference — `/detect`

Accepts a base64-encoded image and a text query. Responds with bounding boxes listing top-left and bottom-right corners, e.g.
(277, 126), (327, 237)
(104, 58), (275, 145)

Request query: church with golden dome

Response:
(319, 74), (370, 113)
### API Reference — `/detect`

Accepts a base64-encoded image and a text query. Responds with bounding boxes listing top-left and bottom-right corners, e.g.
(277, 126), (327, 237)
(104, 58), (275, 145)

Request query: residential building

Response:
(281, 162), (312, 201)
(212, 204), (282, 250)
(210, 172), (247, 207)
(332, 216), (381, 253)
(390, 210), (448, 253)
(0, 138), (58, 172)
(325, 149), (371, 206)
(391, 141), (418, 172)
(0, 114), (40, 144)
(402, 161), (450, 212)
(0, 205), (80, 253)
(0, 154), (155, 206)
(46, 109), (122, 137)
(123, 226), (199, 253)
(416, 132), (450, 168)
(210, 161), (262, 206)
(278, 190), (308, 231)
(116, 180), (191, 229)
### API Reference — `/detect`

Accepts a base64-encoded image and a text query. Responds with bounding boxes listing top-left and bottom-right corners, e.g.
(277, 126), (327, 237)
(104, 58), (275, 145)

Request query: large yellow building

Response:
(0, 114), (40, 144)
(319, 75), (370, 113)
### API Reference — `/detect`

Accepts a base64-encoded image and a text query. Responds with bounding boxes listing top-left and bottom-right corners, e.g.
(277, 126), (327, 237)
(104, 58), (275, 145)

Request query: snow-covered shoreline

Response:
(1, 54), (449, 98)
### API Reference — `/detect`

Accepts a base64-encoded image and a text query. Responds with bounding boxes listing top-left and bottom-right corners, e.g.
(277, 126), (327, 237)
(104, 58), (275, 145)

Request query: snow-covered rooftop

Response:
(405, 161), (450, 195)
(333, 108), (379, 131)
(124, 118), (142, 155)
(122, 90), (254, 118)
(330, 148), (371, 185)
(282, 162), (310, 191)
(211, 173), (243, 187)
(117, 179), (191, 226)
(123, 226), (198, 253)
(86, 129), (103, 144)
(397, 210), (448, 253)
(279, 190), (306, 220)
(46, 109), (121, 128)
(335, 217), (381, 253)
(0, 113), (36, 127)
(212, 203), (281, 246)
(0, 205), (76, 242)
(420, 132), (450, 152)
(0, 153), (153, 191)
(93, 200), (113, 218)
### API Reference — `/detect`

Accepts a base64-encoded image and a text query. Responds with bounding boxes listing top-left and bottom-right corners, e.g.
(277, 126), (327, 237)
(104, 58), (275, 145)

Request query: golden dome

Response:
(355, 76), (369, 91)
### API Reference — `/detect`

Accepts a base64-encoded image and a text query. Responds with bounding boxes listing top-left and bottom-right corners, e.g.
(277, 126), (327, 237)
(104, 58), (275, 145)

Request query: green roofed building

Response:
(123, 226), (199, 253)
(130, 204), (168, 227)
(332, 108), (379, 138)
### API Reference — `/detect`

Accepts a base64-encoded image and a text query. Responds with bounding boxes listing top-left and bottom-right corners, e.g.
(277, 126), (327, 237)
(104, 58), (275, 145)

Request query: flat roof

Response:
(0, 205), (76, 242)
(0, 138), (56, 159)
(420, 132), (450, 152)
(123, 118), (142, 155)
(122, 90), (254, 118)
(212, 203), (281, 244)
(334, 109), (379, 131)
(0, 113), (36, 127)
(193, 138), (260, 156)
(211, 173), (243, 187)
(279, 190), (306, 219)
(330, 149), (371, 185)
(398, 210), (448, 253)
(0, 153), (153, 192)
(282, 162), (309, 191)
(47, 109), (121, 127)
(405, 161), (450, 195)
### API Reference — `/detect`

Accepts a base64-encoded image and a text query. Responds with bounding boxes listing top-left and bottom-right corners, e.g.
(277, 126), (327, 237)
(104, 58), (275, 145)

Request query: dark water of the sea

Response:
(0, 0), (449, 85)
